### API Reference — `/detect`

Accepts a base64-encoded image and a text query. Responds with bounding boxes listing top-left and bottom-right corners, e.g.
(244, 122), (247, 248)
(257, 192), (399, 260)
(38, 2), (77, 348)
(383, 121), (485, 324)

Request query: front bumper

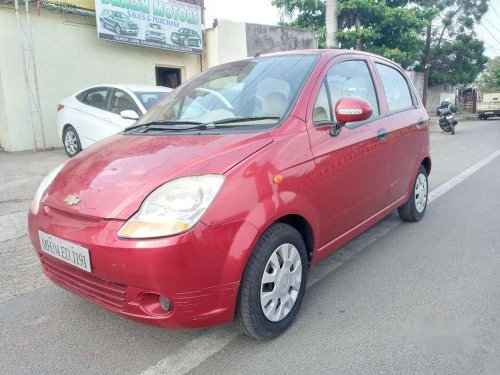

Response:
(146, 34), (166, 42)
(28, 206), (258, 329)
(122, 27), (139, 35)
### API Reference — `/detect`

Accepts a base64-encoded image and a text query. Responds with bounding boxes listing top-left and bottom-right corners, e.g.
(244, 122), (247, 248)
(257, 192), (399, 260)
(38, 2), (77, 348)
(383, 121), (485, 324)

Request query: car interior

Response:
(111, 92), (137, 114)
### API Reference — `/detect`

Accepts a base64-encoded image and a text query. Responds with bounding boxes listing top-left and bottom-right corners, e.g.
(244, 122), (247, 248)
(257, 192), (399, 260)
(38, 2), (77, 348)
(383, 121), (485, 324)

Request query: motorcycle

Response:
(437, 100), (457, 135)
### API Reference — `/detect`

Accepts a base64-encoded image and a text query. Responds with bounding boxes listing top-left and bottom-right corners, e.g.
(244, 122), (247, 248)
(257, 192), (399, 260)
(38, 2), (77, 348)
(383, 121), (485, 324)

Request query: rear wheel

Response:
(63, 126), (82, 158)
(398, 165), (428, 222)
(234, 223), (308, 340)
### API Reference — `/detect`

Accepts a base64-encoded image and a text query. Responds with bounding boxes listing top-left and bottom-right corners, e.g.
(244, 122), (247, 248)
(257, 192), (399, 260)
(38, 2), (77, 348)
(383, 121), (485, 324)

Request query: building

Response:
(0, 1), (317, 152)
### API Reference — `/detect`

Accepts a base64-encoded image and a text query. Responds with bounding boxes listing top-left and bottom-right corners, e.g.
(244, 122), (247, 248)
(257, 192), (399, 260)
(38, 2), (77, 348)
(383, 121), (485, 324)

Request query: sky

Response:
(204, 0), (500, 58)
(475, 0), (500, 58)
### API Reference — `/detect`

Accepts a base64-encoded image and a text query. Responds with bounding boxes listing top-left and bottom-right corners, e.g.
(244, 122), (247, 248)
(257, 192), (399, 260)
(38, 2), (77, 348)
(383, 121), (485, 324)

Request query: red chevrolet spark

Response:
(29, 50), (430, 339)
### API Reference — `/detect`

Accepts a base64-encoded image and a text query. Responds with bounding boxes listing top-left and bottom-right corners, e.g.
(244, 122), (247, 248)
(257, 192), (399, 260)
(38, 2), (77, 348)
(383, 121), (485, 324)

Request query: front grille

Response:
(41, 255), (127, 311)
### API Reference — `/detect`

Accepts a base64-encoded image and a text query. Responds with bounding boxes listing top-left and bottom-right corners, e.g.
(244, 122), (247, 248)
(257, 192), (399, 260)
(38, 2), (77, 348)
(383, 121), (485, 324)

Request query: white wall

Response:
(203, 20), (247, 68)
(0, 7), (202, 151)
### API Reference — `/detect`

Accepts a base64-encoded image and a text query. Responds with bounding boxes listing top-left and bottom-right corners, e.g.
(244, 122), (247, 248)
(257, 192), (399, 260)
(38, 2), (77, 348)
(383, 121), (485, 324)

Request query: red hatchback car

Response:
(29, 50), (430, 339)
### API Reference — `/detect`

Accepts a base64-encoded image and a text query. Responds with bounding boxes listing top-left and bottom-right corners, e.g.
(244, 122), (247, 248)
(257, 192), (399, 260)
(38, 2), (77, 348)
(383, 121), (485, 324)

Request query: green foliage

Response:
(428, 34), (487, 86)
(272, 0), (489, 85)
(476, 57), (500, 92)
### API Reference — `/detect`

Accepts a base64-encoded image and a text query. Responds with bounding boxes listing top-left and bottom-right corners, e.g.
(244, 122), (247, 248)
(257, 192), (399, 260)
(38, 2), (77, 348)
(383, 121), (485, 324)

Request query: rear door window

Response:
(375, 63), (414, 112)
(78, 88), (109, 110)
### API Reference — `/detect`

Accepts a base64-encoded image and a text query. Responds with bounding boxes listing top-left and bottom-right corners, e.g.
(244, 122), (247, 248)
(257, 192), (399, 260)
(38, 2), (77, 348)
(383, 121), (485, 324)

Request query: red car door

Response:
(306, 57), (393, 249)
(371, 58), (429, 204)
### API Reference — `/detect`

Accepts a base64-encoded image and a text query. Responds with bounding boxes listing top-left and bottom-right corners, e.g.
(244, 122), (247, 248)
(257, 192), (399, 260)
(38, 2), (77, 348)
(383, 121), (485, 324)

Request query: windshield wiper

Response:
(125, 116), (281, 133)
(125, 120), (205, 132)
(206, 116), (280, 126)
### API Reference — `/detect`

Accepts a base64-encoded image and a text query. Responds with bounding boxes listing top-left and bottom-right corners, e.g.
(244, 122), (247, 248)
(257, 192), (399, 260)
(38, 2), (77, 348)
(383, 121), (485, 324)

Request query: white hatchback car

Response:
(57, 84), (172, 157)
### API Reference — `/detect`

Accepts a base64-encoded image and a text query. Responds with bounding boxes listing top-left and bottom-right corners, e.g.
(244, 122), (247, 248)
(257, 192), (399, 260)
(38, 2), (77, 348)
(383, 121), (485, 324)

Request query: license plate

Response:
(38, 231), (91, 272)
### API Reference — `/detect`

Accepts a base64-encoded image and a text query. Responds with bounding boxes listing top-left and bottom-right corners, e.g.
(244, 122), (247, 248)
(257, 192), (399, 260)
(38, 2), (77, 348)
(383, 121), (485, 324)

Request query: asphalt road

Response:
(1, 119), (500, 375)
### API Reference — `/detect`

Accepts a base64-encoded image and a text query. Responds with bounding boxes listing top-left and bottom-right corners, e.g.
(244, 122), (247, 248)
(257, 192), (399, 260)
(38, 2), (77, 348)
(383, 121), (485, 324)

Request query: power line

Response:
(490, 3), (500, 19)
(478, 21), (500, 47)
(483, 16), (500, 35)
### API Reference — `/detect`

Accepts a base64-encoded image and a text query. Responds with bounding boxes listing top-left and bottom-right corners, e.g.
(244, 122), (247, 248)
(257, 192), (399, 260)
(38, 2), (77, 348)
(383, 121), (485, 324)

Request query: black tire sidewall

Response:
(63, 126), (82, 158)
(237, 223), (308, 339)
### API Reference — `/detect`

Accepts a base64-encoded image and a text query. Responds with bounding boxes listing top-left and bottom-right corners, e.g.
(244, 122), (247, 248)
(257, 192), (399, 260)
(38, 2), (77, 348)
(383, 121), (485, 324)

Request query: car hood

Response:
(44, 132), (273, 220)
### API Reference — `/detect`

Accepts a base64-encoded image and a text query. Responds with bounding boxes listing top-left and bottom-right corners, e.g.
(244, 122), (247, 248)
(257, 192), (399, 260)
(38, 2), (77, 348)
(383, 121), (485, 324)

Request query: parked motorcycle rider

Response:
(437, 99), (457, 135)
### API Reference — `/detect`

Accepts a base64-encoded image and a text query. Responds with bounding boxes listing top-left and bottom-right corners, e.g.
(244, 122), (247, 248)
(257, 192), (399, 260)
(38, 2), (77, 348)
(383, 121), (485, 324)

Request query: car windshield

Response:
(134, 91), (170, 110)
(137, 55), (319, 130)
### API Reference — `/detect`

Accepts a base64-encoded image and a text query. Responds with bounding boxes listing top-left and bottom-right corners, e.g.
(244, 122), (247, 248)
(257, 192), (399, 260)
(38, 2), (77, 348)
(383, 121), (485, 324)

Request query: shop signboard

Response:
(95, 0), (203, 54)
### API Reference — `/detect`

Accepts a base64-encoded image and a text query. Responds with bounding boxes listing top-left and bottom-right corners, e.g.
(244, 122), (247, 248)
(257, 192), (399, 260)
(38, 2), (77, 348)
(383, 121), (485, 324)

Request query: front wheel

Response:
(398, 165), (428, 222)
(234, 223), (308, 340)
(450, 124), (455, 135)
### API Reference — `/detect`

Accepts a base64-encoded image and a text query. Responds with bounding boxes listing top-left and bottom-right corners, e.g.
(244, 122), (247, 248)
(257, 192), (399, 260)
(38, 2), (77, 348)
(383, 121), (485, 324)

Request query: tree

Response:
(273, 0), (488, 86)
(428, 33), (488, 86)
(476, 57), (500, 92)
(273, 0), (433, 69)
(424, 0), (489, 86)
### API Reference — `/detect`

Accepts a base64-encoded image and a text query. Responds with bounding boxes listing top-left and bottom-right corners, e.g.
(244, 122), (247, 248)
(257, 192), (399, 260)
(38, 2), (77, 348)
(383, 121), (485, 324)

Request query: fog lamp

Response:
(159, 295), (173, 311)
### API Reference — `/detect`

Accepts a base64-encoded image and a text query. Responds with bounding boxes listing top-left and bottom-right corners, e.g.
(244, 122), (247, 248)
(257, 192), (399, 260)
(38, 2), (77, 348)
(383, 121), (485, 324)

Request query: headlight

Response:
(118, 174), (224, 239)
(30, 163), (66, 214)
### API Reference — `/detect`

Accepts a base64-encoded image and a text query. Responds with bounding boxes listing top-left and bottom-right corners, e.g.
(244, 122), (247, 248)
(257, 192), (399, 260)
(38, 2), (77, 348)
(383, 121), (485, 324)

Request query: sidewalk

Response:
(0, 149), (67, 302)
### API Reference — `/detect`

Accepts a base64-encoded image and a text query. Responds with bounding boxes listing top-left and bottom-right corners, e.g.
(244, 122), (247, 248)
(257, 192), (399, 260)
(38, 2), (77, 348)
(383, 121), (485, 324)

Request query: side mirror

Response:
(329, 97), (373, 137)
(120, 110), (140, 120)
(334, 97), (373, 125)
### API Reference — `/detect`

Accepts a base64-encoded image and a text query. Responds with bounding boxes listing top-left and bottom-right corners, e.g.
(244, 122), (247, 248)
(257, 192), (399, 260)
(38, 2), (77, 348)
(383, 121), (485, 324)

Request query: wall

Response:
(405, 70), (456, 114)
(0, 7), (201, 151)
(203, 20), (247, 68)
(427, 84), (456, 114)
(405, 70), (424, 102)
(245, 23), (318, 57)
(203, 19), (318, 69)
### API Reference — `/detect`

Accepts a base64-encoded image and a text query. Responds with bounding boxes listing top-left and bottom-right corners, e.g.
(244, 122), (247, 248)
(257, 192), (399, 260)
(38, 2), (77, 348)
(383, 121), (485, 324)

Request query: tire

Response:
(450, 124), (455, 135)
(115, 25), (121, 35)
(398, 165), (428, 222)
(63, 126), (82, 158)
(234, 223), (308, 340)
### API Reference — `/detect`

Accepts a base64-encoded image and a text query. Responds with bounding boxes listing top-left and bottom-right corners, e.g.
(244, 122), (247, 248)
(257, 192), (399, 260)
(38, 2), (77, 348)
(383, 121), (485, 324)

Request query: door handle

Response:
(417, 117), (428, 128)
(377, 128), (388, 141)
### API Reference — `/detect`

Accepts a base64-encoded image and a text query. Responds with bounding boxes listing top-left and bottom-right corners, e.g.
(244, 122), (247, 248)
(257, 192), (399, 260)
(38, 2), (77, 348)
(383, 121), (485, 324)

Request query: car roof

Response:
(257, 49), (402, 69)
(86, 84), (172, 93)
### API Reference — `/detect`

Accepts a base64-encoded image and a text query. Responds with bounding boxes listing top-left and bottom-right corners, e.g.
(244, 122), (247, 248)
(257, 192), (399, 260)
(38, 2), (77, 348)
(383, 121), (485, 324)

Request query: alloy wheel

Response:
(414, 173), (427, 213)
(64, 130), (78, 156)
(260, 243), (302, 322)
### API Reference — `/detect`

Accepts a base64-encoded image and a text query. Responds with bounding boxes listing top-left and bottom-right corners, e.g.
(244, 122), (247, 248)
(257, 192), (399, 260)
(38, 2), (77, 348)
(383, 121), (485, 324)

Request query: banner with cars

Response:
(95, 0), (203, 54)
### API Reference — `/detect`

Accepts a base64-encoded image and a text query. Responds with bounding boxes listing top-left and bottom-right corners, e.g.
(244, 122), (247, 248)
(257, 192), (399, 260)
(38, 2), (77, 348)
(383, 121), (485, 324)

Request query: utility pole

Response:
(326, 0), (338, 48)
(422, 0), (433, 108)
(14, 0), (45, 151)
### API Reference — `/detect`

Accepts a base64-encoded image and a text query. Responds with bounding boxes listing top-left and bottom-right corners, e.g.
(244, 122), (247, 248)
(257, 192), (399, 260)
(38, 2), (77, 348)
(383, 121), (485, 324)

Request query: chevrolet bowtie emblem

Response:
(64, 195), (80, 206)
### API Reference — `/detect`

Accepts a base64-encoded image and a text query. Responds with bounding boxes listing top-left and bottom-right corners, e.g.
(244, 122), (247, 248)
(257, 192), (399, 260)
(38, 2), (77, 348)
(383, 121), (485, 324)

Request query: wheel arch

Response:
(274, 214), (314, 265)
(421, 156), (431, 176)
